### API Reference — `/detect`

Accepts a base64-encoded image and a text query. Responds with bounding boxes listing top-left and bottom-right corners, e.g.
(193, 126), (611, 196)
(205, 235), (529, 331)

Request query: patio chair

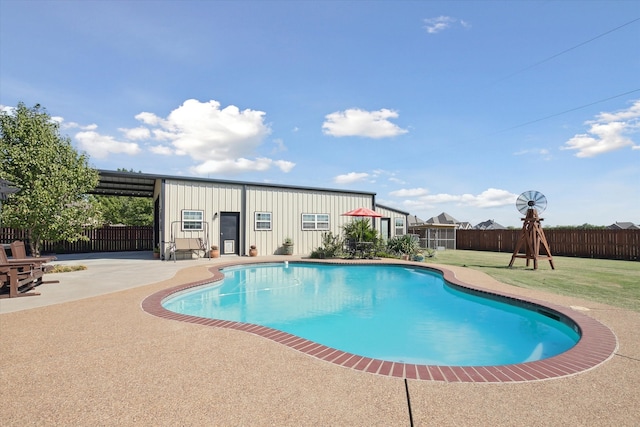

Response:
(0, 242), (57, 298)
(0, 264), (44, 298)
(0, 246), (45, 298)
(9, 241), (56, 272)
(344, 239), (358, 258)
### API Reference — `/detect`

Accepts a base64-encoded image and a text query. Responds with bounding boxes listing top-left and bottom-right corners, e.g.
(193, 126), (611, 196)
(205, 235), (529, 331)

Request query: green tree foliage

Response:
(0, 102), (100, 256)
(90, 195), (152, 226)
(89, 169), (153, 226)
(342, 218), (378, 243)
(545, 224), (606, 230)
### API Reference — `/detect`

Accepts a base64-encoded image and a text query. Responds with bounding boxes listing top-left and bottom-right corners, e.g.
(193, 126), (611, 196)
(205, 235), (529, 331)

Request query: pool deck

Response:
(1, 253), (639, 426)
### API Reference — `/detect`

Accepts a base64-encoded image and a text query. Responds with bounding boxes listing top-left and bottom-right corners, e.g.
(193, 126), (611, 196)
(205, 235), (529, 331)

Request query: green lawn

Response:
(425, 249), (640, 312)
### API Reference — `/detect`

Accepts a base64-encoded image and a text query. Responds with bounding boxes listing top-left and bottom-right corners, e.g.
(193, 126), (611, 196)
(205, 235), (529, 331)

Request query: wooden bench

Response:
(170, 238), (205, 261)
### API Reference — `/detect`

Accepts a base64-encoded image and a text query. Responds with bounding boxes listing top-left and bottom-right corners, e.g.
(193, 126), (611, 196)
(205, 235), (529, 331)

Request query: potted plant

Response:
(283, 237), (294, 255)
(249, 244), (258, 257)
(153, 245), (160, 259)
(210, 245), (220, 258)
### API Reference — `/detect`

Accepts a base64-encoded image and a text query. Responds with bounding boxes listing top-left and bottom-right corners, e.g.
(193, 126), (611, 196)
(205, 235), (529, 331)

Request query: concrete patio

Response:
(1, 252), (638, 426)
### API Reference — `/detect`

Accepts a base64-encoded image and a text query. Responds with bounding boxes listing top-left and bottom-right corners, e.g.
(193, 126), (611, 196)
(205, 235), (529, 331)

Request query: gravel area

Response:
(1, 255), (638, 426)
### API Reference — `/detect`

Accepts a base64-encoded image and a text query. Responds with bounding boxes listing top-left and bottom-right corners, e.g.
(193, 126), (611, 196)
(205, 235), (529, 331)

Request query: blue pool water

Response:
(162, 263), (580, 366)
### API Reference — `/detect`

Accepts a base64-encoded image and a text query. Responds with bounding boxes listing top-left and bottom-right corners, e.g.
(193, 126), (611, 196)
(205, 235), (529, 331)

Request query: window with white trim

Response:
(255, 212), (272, 230)
(395, 217), (405, 236)
(182, 210), (204, 231)
(302, 214), (329, 230)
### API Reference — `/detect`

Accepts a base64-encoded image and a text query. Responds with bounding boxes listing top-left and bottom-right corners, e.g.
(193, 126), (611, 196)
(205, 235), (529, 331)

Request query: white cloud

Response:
(423, 16), (470, 34)
(392, 187), (517, 208)
(135, 111), (162, 126)
(61, 121), (97, 131)
(322, 108), (408, 138)
(274, 160), (296, 172)
(191, 158), (295, 175)
(75, 131), (141, 158)
(389, 187), (430, 197)
(64, 99), (293, 175)
(422, 188), (516, 208)
(119, 126), (150, 140)
(136, 99), (293, 175)
(149, 145), (174, 156)
(513, 148), (552, 160)
(333, 172), (370, 184)
(388, 176), (406, 185)
(562, 100), (640, 157)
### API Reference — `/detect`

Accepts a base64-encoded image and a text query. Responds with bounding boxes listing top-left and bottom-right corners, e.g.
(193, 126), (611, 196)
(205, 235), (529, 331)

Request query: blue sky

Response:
(1, 0), (638, 227)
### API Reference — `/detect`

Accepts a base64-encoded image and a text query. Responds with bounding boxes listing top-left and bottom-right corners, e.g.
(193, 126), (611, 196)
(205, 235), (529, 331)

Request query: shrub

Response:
(387, 234), (420, 257)
(312, 231), (343, 259)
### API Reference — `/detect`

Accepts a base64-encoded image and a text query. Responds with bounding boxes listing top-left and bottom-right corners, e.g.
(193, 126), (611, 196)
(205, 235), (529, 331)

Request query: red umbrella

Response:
(341, 207), (382, 218)
(342, 207), (381, 256)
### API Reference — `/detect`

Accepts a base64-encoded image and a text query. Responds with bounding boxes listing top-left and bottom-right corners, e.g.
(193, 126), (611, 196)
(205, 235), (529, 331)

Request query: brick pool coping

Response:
(141, 259), (618, 383)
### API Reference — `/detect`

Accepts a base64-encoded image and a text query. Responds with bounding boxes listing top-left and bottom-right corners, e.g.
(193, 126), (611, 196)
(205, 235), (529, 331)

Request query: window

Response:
(182, 210), (204, 230)
(302, 214), (329, 230)
(395, 217), (405, 236)
(255, 212), (272, 230)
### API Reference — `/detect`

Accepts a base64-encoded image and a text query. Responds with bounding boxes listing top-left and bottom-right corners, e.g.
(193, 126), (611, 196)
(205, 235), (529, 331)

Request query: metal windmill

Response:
(508, 191), (555, 270)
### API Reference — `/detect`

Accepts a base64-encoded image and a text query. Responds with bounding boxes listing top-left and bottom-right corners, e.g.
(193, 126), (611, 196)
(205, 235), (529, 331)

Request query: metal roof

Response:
(89, 171), (157, 197)
(90, 170), (378, 198)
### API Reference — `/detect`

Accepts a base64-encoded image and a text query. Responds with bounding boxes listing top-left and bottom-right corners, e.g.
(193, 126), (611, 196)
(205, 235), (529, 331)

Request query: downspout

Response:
(242, 184), (247, 255)
(160, 179), (167, 260)
(372, 195), (377, 231)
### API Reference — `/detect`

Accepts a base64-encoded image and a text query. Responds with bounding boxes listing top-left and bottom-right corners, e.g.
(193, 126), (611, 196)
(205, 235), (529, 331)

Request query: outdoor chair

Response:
(0, 264), (44, 298)
(0, 242), (58, 298)
(0, 246), (45, 298)
(344, 239), (357, 258)
(9, 241), (56, 272)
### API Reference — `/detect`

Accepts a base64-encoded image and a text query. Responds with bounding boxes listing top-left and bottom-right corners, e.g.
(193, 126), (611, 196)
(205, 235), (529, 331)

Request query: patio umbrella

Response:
(341, 207), (382, 218)
(342, 207), (382, 245)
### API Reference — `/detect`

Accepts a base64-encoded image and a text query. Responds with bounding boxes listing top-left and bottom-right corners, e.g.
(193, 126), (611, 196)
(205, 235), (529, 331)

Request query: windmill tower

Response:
(508, 191), (555, 270)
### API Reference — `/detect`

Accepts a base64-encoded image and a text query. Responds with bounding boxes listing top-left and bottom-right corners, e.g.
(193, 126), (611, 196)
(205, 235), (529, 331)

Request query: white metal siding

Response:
(246, 186), (372, 255)
(161, 178), (383, 257)
(162, 180), (243, 257)
(375, 206), (408, 238)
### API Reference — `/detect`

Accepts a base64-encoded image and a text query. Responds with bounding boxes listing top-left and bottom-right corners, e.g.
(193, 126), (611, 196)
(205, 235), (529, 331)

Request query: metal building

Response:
(92, 170), (409, 259)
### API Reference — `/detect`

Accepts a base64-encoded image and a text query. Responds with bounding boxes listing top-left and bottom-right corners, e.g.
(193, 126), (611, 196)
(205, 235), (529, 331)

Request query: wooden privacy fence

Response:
(457, 229), (639, 261)
(0, 226), (153, 254)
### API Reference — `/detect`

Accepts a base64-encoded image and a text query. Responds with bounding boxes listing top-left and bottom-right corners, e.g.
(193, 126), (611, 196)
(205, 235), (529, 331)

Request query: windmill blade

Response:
(532, 192), (547, 213)
(516, 190), (547, 215)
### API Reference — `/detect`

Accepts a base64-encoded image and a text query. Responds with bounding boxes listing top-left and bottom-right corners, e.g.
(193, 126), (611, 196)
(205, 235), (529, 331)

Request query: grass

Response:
(425, 249), (640, 312)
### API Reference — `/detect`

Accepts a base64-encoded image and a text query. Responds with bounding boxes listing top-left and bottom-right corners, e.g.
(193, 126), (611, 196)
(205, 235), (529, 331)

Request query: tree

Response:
(88, 169), (153, 226)
(0, 102), (100, 256)
(90, 194), (153, 226)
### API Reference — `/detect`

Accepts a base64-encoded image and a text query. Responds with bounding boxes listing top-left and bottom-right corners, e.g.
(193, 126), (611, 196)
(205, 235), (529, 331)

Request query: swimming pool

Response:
(162, 262), (579, 366)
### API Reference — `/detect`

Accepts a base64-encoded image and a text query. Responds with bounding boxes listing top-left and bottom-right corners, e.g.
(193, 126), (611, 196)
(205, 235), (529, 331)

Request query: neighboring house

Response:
(457, 221), (473, 230)
(91, 170), (408, 258)
(407, 212), (462, 250)
(474, 219), (507, 230)
(607, 222), (640, 230)
(407, 215), (425, 229)
(425, 212), (460, 226)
